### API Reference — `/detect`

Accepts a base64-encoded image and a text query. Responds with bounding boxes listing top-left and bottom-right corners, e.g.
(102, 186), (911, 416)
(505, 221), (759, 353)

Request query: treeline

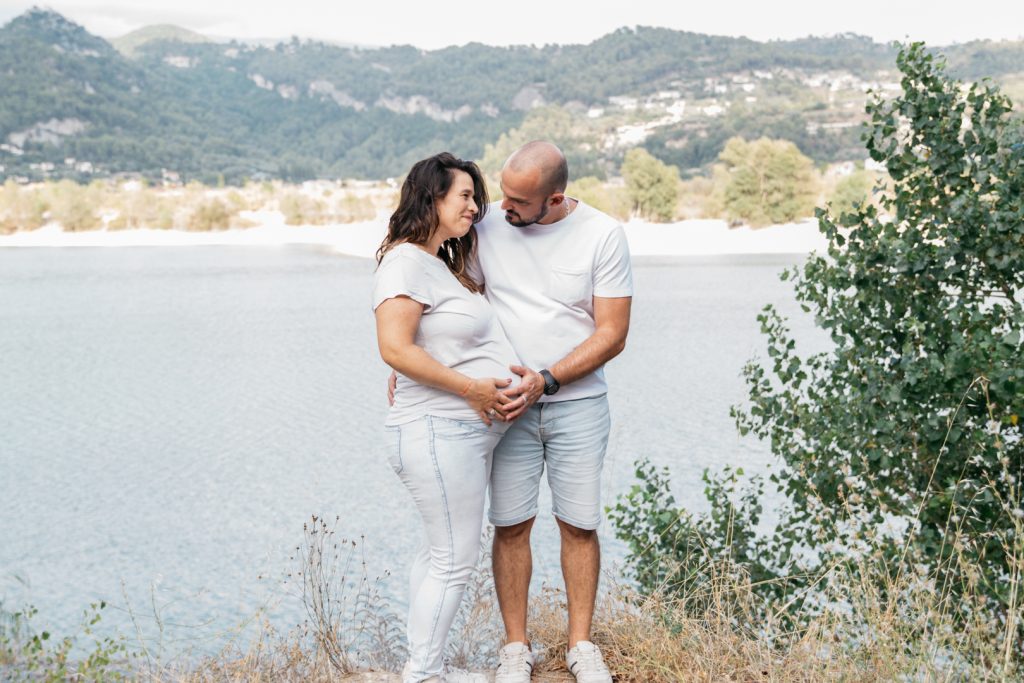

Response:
(568, 137), (879, 226)
(0, 178), (390, 234)
(0, 134), (878, 234)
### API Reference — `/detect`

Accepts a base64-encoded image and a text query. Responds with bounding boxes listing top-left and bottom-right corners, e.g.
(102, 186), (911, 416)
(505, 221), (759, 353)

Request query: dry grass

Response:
(171, 519), (1017, 682)
(4, 512), (1017, 681)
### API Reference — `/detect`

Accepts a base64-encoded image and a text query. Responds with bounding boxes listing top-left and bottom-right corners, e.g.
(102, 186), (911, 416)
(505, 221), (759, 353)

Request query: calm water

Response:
(0, 246), (826, 653)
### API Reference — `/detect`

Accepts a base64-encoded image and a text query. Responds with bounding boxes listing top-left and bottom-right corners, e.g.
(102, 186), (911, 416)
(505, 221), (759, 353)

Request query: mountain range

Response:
(1, 7), (1021, 183)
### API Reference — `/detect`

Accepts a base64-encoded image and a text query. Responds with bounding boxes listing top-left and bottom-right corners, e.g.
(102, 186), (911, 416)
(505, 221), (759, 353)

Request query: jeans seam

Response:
(551, 509), (602, 531)
(489, 508), (540, 527)
(424, 416), (453, 666)
(432, 415), (493, 436)
(395, 427), (403, 473)
(384, 425), (403, 474)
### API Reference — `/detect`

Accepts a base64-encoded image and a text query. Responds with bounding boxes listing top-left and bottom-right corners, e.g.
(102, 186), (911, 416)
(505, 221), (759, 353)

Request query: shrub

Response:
(611, 41), (1024, 668)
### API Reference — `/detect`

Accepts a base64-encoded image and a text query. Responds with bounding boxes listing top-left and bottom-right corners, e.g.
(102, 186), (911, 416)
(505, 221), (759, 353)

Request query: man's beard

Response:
(504, 203), (549, 227)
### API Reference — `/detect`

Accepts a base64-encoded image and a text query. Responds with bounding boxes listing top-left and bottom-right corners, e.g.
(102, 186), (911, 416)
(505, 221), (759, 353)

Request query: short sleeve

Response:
(592, 224), (634, 298)
(372, 251), (433, 311)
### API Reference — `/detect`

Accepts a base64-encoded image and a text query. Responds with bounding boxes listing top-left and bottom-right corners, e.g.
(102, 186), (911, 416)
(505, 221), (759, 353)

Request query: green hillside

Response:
(110, 23), (213, 58)
(1, 8), (1020, 183)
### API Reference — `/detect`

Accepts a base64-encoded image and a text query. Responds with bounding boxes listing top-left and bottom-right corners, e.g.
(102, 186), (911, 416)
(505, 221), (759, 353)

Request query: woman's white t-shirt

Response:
(372, 242), (520, 426)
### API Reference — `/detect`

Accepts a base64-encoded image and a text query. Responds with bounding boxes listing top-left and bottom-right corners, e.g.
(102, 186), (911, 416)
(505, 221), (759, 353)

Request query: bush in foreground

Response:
(610, 40), (1023, 676)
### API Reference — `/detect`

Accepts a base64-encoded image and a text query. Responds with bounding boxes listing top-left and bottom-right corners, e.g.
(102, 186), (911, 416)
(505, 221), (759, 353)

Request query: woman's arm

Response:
(375, 295), (511, 424)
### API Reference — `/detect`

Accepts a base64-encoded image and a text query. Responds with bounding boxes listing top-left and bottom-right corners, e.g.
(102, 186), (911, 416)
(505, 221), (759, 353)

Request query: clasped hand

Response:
(386, 364), (545, 424)
(497, 364), (544, 422)
(460, 376), (513, 425)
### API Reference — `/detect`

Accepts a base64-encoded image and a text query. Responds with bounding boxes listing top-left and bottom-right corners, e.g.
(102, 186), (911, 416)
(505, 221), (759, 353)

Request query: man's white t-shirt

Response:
(473, 199), (633, 403)
(373, 242), (521, 425)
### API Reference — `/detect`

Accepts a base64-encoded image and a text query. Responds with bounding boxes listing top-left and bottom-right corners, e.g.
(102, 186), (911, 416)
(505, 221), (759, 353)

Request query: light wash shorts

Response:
(488, 394), (611, 530)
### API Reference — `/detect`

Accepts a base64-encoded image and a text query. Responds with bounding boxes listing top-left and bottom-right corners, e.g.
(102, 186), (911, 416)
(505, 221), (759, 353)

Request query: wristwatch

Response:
(539, 369), (560, 396)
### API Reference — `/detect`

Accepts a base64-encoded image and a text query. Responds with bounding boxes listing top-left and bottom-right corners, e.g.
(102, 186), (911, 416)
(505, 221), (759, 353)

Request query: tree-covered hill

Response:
(1, 8), (1021, 183)
(110, 24), (213, 58)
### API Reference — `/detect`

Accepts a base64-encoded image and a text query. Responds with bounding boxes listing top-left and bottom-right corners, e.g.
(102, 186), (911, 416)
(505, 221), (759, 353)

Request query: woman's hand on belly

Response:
(463, 376), (514, 426)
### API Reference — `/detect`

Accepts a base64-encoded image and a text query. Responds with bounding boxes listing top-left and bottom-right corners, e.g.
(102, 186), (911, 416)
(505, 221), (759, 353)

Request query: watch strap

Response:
(539, 369), (560, 395)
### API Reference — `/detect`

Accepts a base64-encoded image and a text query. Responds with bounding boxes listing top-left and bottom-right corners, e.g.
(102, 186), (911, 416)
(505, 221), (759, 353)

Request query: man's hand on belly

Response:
(501, 364), (544, 421)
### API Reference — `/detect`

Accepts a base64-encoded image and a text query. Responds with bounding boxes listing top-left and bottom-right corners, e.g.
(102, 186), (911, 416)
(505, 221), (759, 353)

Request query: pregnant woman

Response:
(373, 152), (518, 682)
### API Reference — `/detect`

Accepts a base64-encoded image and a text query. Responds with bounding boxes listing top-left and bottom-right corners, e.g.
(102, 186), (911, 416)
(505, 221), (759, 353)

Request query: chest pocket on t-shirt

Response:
(547, 267), (591, 307)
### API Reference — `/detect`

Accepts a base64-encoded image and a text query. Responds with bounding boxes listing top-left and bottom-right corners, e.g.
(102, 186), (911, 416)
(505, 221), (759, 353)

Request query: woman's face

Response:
(434, 170), (479, 242)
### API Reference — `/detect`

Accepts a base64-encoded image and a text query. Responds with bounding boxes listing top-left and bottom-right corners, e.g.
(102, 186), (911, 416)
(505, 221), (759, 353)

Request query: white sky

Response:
(1, 1), (1022, 49)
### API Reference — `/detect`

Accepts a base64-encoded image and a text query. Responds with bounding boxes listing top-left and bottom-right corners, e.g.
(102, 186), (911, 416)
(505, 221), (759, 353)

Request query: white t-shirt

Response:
(473, 199), (633, 402)
(372, 242), (520, 425)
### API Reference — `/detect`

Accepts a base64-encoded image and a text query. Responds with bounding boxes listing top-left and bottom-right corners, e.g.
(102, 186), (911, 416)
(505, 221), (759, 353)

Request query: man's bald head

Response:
(503, 141), (568, 196)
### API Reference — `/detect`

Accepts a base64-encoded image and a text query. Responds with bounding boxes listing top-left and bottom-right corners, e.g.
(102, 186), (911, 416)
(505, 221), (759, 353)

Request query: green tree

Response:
(480, 107), (575, 176)
(0, 179), (48, 233)
(187, 198), (231, 231)
(334, 193), (377, 223)
(565, 176), (630, 221)
(612, 43), (1024, 656)
(716, 137), (817, 226)
(47, 179), (102, 231)
(479, 107), (605, 182)
(280, 191), (325, 225)
(829, 169), (875, 213)
(621, 148), (679, 222)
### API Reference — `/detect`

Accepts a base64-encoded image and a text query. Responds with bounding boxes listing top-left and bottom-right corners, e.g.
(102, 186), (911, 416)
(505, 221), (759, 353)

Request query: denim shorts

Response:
(488, 394), (611, 530)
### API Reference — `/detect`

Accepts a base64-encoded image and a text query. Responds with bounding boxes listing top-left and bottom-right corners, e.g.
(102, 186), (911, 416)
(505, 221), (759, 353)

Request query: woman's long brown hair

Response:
(376, 153), (489, 293)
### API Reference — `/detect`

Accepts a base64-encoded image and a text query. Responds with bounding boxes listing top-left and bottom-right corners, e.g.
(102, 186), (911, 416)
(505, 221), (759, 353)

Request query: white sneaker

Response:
(444, 665), (489, 682)
(494, 641), (535, 683)
(566, 641), (612, 683)
(401, 661), (441, 683)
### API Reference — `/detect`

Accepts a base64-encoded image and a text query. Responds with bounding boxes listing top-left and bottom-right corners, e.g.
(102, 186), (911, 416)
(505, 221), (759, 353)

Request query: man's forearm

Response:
(549, 327), (627, 387)
(547, 296), (631, 387)
(501, 296), (631, 416)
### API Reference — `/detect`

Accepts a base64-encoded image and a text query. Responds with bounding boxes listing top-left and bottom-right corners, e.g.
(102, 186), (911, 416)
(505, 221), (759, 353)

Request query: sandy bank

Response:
(0, 211), (828, 257)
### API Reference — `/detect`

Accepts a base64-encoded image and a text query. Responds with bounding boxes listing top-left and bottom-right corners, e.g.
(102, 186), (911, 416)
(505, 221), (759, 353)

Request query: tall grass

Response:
(4, 511), (1014, 681)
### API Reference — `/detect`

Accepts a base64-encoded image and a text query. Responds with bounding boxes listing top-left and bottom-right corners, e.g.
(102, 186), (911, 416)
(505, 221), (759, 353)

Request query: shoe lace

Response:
(499, 646), (529, 669)
(496, 645), (535, 681)
(572, 646), (609, 673)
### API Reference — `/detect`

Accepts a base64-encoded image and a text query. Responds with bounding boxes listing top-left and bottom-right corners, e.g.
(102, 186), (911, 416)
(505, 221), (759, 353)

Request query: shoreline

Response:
(0, 212), (829, 257)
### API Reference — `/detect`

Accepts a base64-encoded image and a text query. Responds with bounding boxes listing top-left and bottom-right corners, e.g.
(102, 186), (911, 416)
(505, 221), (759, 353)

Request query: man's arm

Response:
(503, 295), (631, 420)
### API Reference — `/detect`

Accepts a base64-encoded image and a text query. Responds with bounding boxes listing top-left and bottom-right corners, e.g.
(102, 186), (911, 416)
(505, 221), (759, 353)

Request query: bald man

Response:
(477, 141), (633, 683)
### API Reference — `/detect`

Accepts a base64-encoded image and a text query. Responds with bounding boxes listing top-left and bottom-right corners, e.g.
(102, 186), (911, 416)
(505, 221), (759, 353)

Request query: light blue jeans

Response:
(383, 415), (507, 683)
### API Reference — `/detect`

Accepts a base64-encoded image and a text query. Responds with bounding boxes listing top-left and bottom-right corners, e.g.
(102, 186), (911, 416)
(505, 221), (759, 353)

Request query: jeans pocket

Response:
(383, 425), (403, 474)
(430, 416), (494, 440)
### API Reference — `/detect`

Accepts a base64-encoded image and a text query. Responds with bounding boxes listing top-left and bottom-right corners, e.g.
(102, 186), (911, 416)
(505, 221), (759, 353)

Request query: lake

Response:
(0, 245), (827, 654)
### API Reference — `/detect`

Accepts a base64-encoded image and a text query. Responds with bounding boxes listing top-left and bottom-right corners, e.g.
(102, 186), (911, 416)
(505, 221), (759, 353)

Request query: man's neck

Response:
(537, 197), (577, 226)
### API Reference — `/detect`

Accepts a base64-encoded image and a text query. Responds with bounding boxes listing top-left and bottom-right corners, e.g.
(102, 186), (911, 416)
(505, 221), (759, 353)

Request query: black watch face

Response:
(542, 371), (559, 395)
